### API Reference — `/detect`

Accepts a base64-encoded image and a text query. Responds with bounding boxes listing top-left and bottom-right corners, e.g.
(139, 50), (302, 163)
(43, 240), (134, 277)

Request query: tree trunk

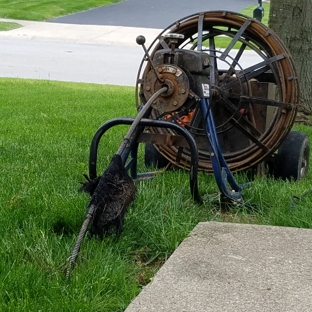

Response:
(269, 0), (312, 114)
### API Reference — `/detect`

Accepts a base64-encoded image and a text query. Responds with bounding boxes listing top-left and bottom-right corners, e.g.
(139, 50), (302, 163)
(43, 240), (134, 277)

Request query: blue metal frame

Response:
(199, 98), (249, 200)
(88, 100), (250, 203)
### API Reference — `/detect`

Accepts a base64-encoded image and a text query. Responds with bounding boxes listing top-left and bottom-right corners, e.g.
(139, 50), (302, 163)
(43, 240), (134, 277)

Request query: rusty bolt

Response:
(180, 88), (186, 94)
(157, 67), (163, 73)
(173, 101), (178, 106)
(146, 86), (151, 91)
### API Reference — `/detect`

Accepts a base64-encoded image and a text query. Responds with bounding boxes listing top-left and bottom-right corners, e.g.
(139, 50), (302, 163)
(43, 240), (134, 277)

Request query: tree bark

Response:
(269, 0), (312, 113)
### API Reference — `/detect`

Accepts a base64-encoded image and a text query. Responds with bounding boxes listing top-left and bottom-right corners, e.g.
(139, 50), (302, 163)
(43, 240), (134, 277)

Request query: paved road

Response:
(49, 0), (256, 29)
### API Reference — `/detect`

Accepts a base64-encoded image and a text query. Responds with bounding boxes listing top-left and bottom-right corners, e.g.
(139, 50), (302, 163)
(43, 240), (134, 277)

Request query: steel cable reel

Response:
(135, 11), (299, 173)
(69, 11), (306, 271)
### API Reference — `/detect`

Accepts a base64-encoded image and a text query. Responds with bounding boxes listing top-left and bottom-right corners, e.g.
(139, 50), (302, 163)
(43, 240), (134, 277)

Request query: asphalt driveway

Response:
(49, 0), (257, 29)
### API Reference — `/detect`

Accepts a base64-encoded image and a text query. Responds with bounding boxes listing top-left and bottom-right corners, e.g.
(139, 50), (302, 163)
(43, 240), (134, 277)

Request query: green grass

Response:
(0, 0), (121, 21)
(0, 2), (309, 310)
(1, 78), (312, 311)
(0, 21), (21, 31)
(0, 79), (216, 311)
(0, 1), (310, 311)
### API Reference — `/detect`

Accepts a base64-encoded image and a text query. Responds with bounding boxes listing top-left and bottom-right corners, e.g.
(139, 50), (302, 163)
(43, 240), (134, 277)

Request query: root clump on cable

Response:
(80, 154), (136, 238)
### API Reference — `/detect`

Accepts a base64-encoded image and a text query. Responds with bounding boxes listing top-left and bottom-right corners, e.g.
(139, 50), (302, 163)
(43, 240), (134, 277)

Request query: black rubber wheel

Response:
(274, 131), (310, 180)
(144, 143), (169, 168)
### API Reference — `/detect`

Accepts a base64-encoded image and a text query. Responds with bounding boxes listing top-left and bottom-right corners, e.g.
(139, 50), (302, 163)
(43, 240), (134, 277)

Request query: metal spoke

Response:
(227, 117), (269, 151)
(220, 97), (262, 138)
(222, 42), (247, 84)
(240, 96), (292, 109)
(197, 13), (204, 51)
(209, 34), (218, 87)
(159, 38), (170, 49)
(220, 19), (252, 60)
(222, 54), (285, 91)
(220, 98), (269, 150)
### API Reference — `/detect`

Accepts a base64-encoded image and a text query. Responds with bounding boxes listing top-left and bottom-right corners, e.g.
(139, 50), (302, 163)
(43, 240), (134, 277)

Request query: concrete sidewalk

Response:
(126, 222), (312, 312)
(0, 18), (161, 46)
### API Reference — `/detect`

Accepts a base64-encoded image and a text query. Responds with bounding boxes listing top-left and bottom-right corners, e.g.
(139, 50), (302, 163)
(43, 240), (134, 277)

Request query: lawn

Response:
(1, 1), (311, 311)
(0, 21), (21, 31)
(0, 79), (214, 311)
(0, 0), (122, 21)
(0, 0), (122, 30)
(1, 78), (312, 311)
